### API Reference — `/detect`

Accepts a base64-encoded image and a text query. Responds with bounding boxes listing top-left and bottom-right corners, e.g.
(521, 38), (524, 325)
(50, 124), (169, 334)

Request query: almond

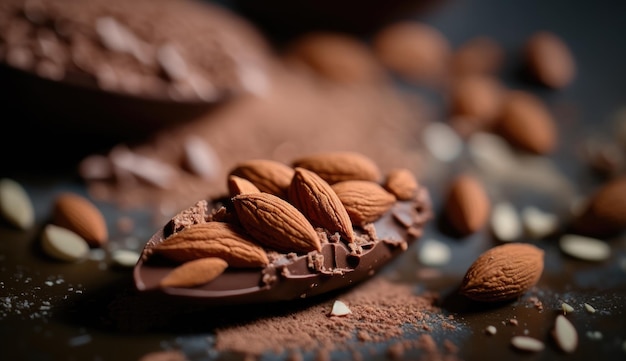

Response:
(449, 74), (503, 126)
(331, 180), (396, 226)
(160, 257), (228, 288)
(229, 159), (295, 198)
(524, 31), (576, 89)
(495, 90), (557, 155)
(459, 243), (544, 302)
(151, 222), (269, 267)
(288, 167), (354, 242)
(443, 174), (490, 237)
(0, 178), (35, 230)
(291, 151), (381, 184)
(232, 192), (321, 254)
(572, 176), (626, 237)
(52, 192), (108, 247)
(228, 175), (261, 197)
(383, 168), (418, 200)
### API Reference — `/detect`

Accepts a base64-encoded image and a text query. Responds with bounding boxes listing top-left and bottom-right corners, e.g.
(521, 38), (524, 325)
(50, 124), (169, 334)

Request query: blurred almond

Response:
(443, 174), (490, 237)
(52, 192), (108, 247)
(572, 176), (626, 237)
(524, 31), (576, 89)
(0, 178), (35, 230)
(496, 90), (557, 154)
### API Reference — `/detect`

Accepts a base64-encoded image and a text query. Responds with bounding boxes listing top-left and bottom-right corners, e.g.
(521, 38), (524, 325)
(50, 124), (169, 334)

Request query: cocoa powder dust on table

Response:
(212, 277), (461, 360)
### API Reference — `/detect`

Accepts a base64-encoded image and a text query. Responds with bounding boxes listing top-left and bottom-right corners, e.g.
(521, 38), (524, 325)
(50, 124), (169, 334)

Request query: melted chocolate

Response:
(133, 188), (432, 305)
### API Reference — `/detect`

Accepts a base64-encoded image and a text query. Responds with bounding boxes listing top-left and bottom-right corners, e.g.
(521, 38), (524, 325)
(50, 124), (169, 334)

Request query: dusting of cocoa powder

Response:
(212, 277), (460, 360)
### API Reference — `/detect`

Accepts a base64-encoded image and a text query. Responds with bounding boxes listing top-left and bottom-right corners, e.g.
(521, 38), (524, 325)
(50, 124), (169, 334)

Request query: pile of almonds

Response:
(143, 151), (427, 288)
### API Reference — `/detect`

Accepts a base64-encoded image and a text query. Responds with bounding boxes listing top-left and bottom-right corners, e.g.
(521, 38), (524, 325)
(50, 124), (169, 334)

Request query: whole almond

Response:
(443, 174), (490, 237)
(284, 31), (386, 85)
(160, 257), (228, 288)
(288, 167), (354, 242)
(459, 243), (544, 302)
(524, 31), (576, 89)
(151, 222), (269, 267)
(372, 21), (451, 84)
(450, 36), (504, 76)
(384, 168), (418, 200)
(52, 192), (108, 247)
(332, 180), (396, 226)
(496, 90), (557, 155)
(572, 176), (626, 237)
(233, 192), (321, 254)
(228, 175), (261, 197)
(229, 159), (295, 198)
(292, 151), (381, 184)
(449, 74), (503, 127)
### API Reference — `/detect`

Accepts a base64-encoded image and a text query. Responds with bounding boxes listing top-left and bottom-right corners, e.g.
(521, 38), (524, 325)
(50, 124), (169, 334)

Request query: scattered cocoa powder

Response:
(212, 277), (459, 359)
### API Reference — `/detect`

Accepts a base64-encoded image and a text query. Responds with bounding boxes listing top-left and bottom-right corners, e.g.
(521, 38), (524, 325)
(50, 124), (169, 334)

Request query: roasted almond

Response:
(288, 168), (355, 242)
(151, 222), (269, 267)
(459, 243), (544, 302)
(52, 192), (108, 247)
(229, 159), (295, 198)
(332, 180), (396, 226)
(443, 174), (490, 237)
(449, 74), (504, 127)
(383, 168), (418, 200)
(291, 151), (381, 184)
(232, 192), (321, 254)
(524, 31), (576, 89)
(495, 90), (557, 155)
(228, 175), (261, 197)
(572, 176), (626, 237)
(160, 257), (228, 288)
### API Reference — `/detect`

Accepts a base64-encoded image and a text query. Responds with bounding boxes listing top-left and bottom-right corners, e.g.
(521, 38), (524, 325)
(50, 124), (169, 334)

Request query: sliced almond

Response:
(559, 234), (611, 261)
(330, 300), (352, 317)
(510, 336), (545, 352)
(521, 206), (559, 239)
(583, 303), (596, 314)
(418, 239), (451, 266)
(490, 201), (522, 242)
(111, 249), (141, 268)
(553, 314), (578, 353)
(0, 178), (35, 230)
(41, 224), (90, 262)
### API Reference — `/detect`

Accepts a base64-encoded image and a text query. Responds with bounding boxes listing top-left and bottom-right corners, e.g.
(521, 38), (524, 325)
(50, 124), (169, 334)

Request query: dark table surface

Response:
(1, 0), (626, 360)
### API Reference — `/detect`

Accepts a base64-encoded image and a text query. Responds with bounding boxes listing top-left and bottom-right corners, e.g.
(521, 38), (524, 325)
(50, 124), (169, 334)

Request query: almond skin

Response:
(228, 175), (261, 197)
(291, 151), (381, 184)
(151, 222), (269, 267)
(572, 176), (626, 237)
(383, 168), (418, 200)
(496, 90), (557, 155)
(443, 174), (490, 237)
(524, 31), (576, 89)
(229, 159), (295, 199)
(160, 257), (228, 288)
(232, 192), (321, 254)
(332, 180), (396, 226)
(288, 167), (355, 242)
(52, 192), (108, 247)
(459, 243), (544, 302)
